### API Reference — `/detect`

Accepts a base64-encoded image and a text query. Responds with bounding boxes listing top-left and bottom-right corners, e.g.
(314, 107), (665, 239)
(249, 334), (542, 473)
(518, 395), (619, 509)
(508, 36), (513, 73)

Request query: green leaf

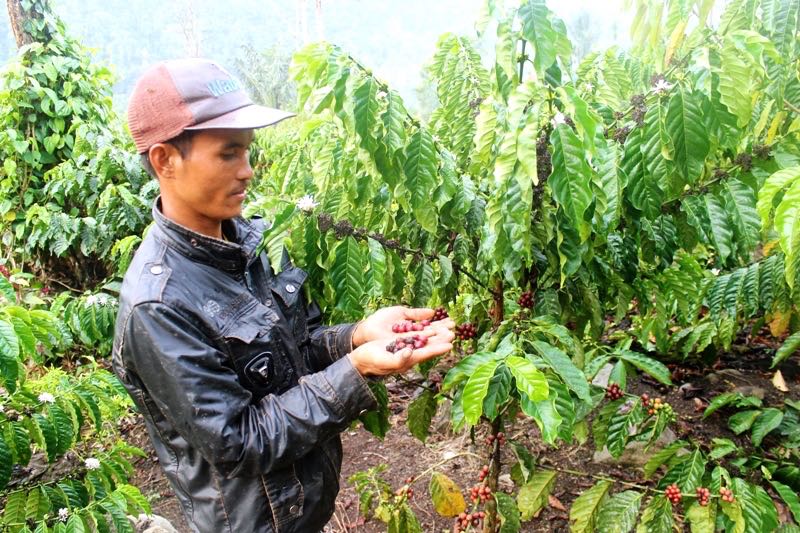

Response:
(0, 274), (14, 303)
(403, 129), (438, 233)
(353, 78), (379, 150)
(705, 193), (734, 264)
(506, 355), (549, 402)
(757, 166), (800, 230)
(686, 501), (717, 533)
(520, 395), (563, 444)
(770, 480), (800, 524)
(751, 408), (783, 447)
(406, 389), (437, 442)
(429, 472), (466, 517)
(773, 330), (800, 367)
(666, 86), (709, 185)
(607, 402), (644, 458)
(636, 495), (674, 533)
(643, 440), (688, 479)
(517, 469), (557, 521)
(32, 413), (58, 462)
(359, 381), (390, 438)
(615, 350), (672, 385)
(595, 490), (643, 533)
(462, 359), (501, 426)
(518, 0), (558, 75)
(329, 237), (365, 320)
(531, 341), (590, 403)
(570, 480), (612, 533)
(0, 435), (11, 491)
(549, 124), (593, 242)
(728, 410), (761, 434)
(496, 492), (522, 533)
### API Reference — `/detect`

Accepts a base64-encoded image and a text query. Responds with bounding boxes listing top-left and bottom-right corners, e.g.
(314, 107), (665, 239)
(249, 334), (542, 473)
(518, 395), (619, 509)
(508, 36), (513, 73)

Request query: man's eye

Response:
(221, 152), (236, 160)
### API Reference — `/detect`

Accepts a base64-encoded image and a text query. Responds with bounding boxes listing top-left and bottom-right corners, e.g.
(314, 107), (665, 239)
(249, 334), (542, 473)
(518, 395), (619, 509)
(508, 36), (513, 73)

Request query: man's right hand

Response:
(347, 323), (455, 377)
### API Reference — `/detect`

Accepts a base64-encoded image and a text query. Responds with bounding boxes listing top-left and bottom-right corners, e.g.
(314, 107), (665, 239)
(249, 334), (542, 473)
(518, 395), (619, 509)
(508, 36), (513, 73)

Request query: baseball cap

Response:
(127, 58), (295, 154)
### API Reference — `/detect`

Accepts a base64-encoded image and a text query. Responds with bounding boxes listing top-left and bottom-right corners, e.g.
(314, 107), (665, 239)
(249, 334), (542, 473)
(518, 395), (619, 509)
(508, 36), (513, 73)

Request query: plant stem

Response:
(483, 417), (503, 533)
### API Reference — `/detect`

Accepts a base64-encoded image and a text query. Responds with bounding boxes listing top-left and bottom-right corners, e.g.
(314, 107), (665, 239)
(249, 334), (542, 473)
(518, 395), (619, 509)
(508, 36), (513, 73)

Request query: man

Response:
(112, 58), (455, 533)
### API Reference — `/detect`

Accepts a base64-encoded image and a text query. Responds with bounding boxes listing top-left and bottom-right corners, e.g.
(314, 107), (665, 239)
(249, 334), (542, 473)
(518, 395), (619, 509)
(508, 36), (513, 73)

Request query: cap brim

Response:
(184, 104), (295, 130)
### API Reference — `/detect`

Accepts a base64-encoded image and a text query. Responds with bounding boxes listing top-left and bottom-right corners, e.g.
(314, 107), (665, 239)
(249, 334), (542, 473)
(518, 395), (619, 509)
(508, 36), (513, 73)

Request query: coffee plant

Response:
(244, 0), (800, 530)
(0, 0), (155, 289)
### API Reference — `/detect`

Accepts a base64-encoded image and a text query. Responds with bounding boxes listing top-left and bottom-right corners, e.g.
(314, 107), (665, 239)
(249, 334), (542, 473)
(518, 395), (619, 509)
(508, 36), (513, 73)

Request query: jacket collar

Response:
(151, 197), (262, 272)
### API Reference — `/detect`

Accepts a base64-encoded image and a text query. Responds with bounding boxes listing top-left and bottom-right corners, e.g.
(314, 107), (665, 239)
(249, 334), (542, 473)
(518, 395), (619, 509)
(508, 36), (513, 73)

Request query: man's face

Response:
(163, 128), (255, 235)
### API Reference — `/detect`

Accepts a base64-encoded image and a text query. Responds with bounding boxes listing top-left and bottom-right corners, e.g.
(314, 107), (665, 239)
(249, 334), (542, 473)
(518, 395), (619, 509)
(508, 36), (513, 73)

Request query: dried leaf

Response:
(772, 370), (789, 392)
(549, 494), (567, 511)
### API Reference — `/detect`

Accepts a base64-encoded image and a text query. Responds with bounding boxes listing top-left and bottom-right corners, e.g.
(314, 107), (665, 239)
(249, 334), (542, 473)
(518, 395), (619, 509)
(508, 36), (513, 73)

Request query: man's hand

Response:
(347, 324), (455, 377)
(352, 306), (454, 347)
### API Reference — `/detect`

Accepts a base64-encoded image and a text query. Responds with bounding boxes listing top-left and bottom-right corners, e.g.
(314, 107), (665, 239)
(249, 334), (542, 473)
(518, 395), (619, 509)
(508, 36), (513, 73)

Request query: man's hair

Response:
(140, 129), (199, 179)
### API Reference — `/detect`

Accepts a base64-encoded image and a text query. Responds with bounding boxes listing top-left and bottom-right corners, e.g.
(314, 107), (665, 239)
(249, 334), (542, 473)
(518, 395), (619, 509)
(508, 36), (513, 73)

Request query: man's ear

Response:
(148, 143), (179, 180)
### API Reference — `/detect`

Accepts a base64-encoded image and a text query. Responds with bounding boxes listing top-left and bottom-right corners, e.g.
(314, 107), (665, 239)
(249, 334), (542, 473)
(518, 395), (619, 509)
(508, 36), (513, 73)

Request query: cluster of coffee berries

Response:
(753, 144), (771, 159)
(696, 487), (710, 506)
(665, 484), (682, 505)
(647, 397), (672, 417)
(486, 431), (506, 446)
(605, 383), (624, 400)
(613, 125), (631, 144)
(640, 393), (650, 406)
(517, 291), (534, 309)
(456, 323), (477, 340)
(0, 265), (9, 278)
(536, 130), (552, 183)
(469, 484), (492, 503)
(630, 94), (647, 126)
(720, 487), (735, 503)
(734, 153), (753, 171)
(478, 465), (490, 482)
(432, 307), (449, 321)
(392, 320), (430, 333)
(454, 511), (485, 531)
(386, 335), (427, 353)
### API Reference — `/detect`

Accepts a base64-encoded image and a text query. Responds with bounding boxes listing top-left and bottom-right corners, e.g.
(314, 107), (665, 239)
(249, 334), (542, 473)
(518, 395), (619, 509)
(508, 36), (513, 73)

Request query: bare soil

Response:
(127, 344), (800, 533)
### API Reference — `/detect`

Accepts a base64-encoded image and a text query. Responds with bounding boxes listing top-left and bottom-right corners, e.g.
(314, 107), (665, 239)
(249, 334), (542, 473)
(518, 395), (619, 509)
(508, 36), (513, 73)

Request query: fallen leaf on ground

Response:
(772, 370), (789, 392)
(548, 494), (567, 511)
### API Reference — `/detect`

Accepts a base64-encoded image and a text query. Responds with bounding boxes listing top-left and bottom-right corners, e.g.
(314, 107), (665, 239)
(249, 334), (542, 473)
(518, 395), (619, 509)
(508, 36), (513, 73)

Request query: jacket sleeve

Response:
(122, 301), (376, 478)
(305, 299), (359, 372)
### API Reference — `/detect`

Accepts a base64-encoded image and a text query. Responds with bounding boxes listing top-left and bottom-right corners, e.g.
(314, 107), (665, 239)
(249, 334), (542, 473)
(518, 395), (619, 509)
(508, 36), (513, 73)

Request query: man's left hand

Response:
(351, 306), (454, 347)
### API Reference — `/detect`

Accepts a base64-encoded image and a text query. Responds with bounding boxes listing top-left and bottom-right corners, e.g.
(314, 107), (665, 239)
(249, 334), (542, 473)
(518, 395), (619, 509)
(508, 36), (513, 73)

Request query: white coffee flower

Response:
(653, 79), (673, 95)
(58, 508), (69, 522)
(295, 195), (319, 214)
(711, 268), (721, 276)
(84, 294), (98, 308)
(38, 392), (55, 404)
(551, 111), (567, 127)
(585, 82), (594, 91)
(84, 457), (101, 470)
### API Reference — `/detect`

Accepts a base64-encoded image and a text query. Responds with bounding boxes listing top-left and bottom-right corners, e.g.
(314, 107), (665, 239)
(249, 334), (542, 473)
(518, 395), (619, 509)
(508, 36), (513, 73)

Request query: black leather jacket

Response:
(112, 200), (377, 533)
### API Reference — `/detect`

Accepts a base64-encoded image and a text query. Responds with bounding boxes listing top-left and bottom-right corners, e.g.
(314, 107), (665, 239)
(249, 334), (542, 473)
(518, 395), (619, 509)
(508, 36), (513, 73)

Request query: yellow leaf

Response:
(767, 111), (787, 144)
(664, 20), (688, 67)
(772, 370), (789, 392)
(763, 240), (780, 256)
(429, 472), (466, 517)
(769, 310), (791, 337)
(3, 211), (15, 222)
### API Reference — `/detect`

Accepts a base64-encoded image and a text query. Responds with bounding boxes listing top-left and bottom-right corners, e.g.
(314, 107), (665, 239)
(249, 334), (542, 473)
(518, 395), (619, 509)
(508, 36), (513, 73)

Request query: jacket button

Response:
(265, 298), (273, 307)
(289, 504), (300, 515)
(150, 265), (163, 275)
(285, 284), (296, 293)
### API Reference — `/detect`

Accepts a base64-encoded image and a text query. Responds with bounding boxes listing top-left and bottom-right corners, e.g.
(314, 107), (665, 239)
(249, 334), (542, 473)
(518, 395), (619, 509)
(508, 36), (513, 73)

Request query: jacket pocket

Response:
(269, 266), (310, 347)
(221, 309), (294, 401)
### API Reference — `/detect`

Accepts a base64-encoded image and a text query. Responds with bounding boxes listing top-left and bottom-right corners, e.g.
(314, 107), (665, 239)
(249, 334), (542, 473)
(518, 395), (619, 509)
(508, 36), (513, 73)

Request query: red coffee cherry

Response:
(432, 307), (449, 321)
(696, 487), (710, 506)
(456, 323), (477, 340)
(665, 484), (682, 505)
(517, 291), (534, 309)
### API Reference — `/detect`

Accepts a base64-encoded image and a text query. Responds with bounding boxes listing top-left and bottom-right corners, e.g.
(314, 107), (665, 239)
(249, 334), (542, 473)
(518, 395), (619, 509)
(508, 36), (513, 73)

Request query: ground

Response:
(128, 343), (799, 533)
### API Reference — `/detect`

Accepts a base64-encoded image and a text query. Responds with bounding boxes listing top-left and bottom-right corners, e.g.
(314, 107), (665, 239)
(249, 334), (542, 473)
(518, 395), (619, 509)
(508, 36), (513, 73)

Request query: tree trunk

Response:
(7, 0), (34, 48)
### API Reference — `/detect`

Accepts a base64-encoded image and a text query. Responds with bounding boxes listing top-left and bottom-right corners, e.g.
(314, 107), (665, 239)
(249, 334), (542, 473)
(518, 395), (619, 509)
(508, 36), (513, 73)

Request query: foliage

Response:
(0, 1), (154, 288)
